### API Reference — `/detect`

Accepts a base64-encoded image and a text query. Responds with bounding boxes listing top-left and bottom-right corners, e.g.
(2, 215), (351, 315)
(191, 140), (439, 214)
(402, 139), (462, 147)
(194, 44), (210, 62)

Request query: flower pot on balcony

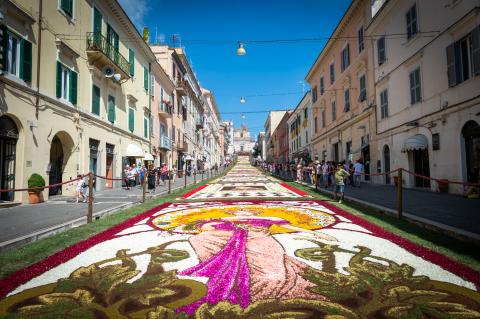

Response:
(437, 179), (449, 193)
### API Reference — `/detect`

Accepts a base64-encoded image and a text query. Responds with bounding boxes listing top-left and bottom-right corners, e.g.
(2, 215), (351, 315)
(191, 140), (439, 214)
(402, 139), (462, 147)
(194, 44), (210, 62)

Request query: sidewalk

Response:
(0, 168), (225, 249)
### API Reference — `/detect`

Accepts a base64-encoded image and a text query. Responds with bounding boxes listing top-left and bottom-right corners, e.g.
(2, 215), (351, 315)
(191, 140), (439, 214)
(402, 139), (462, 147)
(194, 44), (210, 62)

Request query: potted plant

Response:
(28, 173), (46, 204)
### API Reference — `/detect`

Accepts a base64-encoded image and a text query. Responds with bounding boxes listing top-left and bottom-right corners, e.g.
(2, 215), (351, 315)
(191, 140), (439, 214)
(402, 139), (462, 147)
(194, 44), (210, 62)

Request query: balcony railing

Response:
(158, 102), (173, 118)
(159, 135), (172, 150)
(86, 32), (130, 77)
(196, 118), (204, 129)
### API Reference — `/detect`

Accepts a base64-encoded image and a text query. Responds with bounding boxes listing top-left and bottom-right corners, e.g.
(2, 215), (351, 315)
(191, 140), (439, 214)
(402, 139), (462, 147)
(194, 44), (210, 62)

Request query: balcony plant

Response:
(27, 173), (46, 204)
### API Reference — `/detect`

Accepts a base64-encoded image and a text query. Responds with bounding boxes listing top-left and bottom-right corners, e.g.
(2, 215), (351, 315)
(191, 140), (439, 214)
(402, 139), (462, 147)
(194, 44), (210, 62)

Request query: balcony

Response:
(182, 106), (187, 121)
(158, 102), (173, 119)
(159, 135), (172, 151)
(177, 140), (188, 152)
(176, 79), (188, 97)
(196, 118), (204, 129)
(86, 32), (130, 79)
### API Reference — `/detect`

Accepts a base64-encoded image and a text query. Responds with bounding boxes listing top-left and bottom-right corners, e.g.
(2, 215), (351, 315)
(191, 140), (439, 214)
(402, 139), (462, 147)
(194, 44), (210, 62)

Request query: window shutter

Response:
(19, 39), (32, 82)
(151, 74), (155, 97)
(128, 48), (134, 76)
(93, 7), (102, 34)
(92, 85), (100, 115)
(409, 72), (415, 104)
(378, 37), (385, 65)
(0, 25), (7, 71)
(70, 70), (77, 105)
(144, 66), (148, 91)
(346, 44), (350, 67)
(446, 43), (456, 87)
(128, 108), (134, 132)
(56, 61), (62, 98)
(144, 117), (148, 138)
(108, 95), (115, 123)
(471, 26), (480, 76)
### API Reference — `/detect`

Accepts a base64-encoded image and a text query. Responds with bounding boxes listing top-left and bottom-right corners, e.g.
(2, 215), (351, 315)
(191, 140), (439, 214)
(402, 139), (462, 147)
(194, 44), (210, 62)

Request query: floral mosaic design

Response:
(1, 200), (479, 318)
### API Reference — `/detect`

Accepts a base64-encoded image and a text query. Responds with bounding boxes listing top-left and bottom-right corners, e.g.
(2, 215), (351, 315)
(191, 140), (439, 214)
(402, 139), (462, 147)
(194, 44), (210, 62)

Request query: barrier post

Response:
(194, 170), (196, 184)
(168, 170), (171, 194)
(87, 173), (93, 223)
(184, 170), (187, 188)
(143, 171), (147, 203)
(396, 168), (403, 219)
(201, 170), (204, 181)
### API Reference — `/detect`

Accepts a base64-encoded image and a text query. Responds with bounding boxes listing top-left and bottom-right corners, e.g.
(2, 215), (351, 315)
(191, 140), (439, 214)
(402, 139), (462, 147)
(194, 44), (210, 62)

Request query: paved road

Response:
(288, 176), (480, 236)
(0, 168), (225, 245)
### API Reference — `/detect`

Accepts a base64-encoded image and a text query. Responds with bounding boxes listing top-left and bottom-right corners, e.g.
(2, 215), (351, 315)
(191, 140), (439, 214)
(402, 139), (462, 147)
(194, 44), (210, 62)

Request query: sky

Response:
(119, 0), (352, 138)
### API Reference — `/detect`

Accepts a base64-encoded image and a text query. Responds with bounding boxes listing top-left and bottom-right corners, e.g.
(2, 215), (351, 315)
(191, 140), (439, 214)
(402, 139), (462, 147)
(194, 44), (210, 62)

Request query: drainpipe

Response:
(35, 0), (43, 119)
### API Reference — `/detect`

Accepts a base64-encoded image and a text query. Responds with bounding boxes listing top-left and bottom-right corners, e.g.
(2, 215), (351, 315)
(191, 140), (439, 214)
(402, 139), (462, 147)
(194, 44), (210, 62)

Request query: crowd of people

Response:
(261, 159), (365, 203)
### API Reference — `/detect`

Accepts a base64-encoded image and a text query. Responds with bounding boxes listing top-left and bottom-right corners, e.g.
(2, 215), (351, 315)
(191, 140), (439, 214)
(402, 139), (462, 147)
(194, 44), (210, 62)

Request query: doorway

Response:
(105, 143), (114, 188)
(49, 136), (64, 196)
(383, 145), (391, 184)
(0, 116), (18, 201)
(462, 121), (480, 183)
(89, 139), (99, 190)
(413, 149), (430, 188)
(362, 145), (371, 181)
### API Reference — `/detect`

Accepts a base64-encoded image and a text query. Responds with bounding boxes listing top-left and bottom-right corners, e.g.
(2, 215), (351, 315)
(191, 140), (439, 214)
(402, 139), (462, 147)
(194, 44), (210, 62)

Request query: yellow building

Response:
(0, 0), (154, 202)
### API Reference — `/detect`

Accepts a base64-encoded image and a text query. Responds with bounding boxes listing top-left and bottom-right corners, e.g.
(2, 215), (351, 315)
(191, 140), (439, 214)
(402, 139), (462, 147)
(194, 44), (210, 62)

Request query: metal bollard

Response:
(143, 171), (147, 203)
(184, 170), (187, 188)
(194, 170), (196, 184)
(201, 170), (204, 181)
(87, 172), (93, 223)
(168, 170), (171, 194)
(396, 168), (403, 219)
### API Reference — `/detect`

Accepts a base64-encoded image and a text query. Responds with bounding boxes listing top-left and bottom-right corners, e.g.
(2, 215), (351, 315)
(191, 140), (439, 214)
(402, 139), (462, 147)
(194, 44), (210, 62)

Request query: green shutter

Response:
(92, 85), (100, 115)
(128, 108), (134, 132)
(108, 95), (115, 123)
(144, 117), (148, 138)
(114, 32), (119, 52)
(61, 0), (73, 17)
(129, 48), (134, 76)
(56, 61), (62, 98)
(70, 70), (77, 105)
(1, 25), (9, 71)
(19, 39), (32, 83)
(93, 7), (102, 33)
(144, 66), (148, 91)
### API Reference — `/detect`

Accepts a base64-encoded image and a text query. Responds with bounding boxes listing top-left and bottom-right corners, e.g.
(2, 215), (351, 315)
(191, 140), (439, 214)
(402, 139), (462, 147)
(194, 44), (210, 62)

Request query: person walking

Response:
(75, 174), (87, 203)
(172, 166), (177, 184)
(353, 159), (364, 187)
(160, 163), (168, 186)
(322, 161), (329, 188)
(334, 162), (350, 203)
(123, 165), (131, 190)
(147, 164), (156, 191)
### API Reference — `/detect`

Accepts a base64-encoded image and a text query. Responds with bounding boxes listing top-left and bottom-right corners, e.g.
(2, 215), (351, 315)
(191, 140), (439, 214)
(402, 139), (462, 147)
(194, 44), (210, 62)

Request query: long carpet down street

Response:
(1, 156), (479, 318)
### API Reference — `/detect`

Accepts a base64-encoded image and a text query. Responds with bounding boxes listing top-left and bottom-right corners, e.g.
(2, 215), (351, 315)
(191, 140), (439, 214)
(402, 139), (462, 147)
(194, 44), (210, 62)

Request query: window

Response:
(406, 4), (418, 39)
(330, 62), (335, 84)
(346, 141), (352, 158)
(107, 95), (116, 123)
(2, 28), (32, 82)
(380, 89), (388, 119)
(314, 116), (318, 133)
(91, 85), (100, 115)
(304, 108), (308, 119)
(60, 0), (74, 18)
(358, 26), (364, 53)
(378, 36), (386, 65)
(320, 76), (324, 95)
(341, 44), (350, 72)
(332, 100), (336, 121)
(56, 61), (77, 105)
(359, 74), (366, 102)
(144, 116), (149, 139)
(305, 131), (308, 144)
(106, 24), (119, 60)
(150, 74), (155, 97)
(409, 67), (421, 104)
(344, 88), (350, 112)
(312, 86), (318, 103)
(144, 66), (149, 91)
(321, 110), (326, 128)
(128, 48), (135, 76)
(128, 107), (134, 132)
(446, 26), (480, 87)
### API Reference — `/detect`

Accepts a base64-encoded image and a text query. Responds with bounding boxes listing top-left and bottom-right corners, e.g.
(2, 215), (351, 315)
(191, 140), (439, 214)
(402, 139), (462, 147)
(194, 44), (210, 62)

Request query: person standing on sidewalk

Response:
(160, 163), (168, 185)
(334, 163), (350, 204)
(353, 160), (364, 187)
(322, 161), (329, 188)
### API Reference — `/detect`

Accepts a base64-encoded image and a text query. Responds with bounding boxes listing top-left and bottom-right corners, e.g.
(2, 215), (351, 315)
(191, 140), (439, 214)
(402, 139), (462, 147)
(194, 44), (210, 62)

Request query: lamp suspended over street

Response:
(237, 42), (246, 56)
(240, 97), (246, 104)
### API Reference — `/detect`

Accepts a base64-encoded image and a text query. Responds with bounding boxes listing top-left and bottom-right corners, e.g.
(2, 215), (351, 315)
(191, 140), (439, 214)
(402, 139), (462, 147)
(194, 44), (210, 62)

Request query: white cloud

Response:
(118, 0), (149, 29)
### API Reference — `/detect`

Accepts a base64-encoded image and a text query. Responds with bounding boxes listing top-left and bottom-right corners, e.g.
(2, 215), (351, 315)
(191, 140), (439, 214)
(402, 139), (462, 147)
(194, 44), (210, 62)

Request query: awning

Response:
(126, 143), (144, 157)
(402, 134), (428, 152)
(143, 153), (154, 161)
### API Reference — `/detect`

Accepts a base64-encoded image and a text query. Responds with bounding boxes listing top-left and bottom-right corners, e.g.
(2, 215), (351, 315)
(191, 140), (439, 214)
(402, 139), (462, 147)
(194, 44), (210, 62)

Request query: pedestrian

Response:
(316, 160), (322, 187)
(124, 165), (131, 190)
(297, 163), (302, 182)
(75, 174), (87, 203)
(334, 162), (350, 204)
(128, 165), (136, 189)
(160, 163), (168, 185)
(148, 164), (156, 191)
(353, 159), (364, 187)
(172, 166), (177, 183)
(322, 161), (329, 188)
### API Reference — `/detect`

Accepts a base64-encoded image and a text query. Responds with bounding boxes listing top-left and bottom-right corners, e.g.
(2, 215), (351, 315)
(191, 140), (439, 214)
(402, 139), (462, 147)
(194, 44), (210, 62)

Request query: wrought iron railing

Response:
(86, 32), (130, 76)
(159, 135), (172, 150)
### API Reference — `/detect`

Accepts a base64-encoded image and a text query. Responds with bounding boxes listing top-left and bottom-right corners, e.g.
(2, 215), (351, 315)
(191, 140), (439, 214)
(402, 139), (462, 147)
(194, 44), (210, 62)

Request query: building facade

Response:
(201, 88), (222, 168)
(367, 0), (480, 191)
(272, 112), (291, 164)
(287, 92), (313, 164)
(232, 114), (254, 154)
(306, 0), (376, 179)
(264, 110), (289, 162)
(0, 0), (154, 202)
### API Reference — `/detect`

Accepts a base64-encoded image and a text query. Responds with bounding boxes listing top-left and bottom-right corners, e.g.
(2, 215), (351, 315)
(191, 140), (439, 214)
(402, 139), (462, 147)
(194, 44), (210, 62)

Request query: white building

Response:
(233, 114), (255, 154)
(367, 0), (480, 192)
(288, 92), (313, 163)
